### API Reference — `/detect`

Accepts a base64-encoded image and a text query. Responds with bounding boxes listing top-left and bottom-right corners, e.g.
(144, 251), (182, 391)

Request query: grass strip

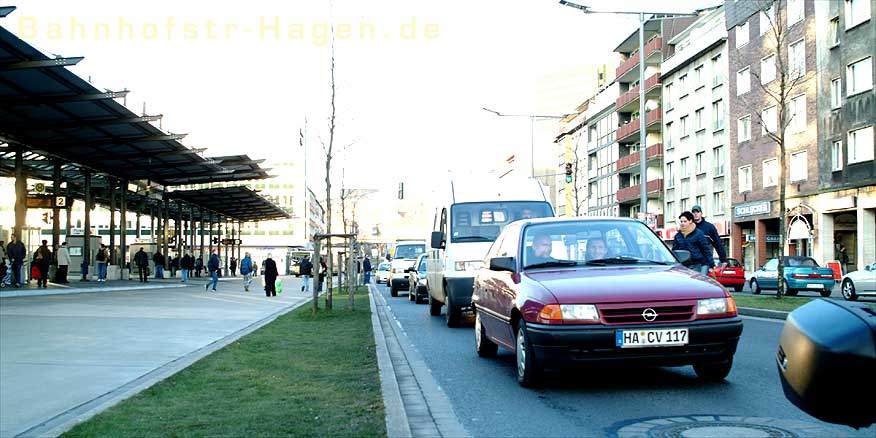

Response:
(64, 287), (385, 438)
(733, 294), (815, 312)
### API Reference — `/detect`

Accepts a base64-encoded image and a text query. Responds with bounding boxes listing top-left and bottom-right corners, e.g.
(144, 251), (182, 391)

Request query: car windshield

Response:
(378, 263), (389, 271)
(450, 201), (552, 243)
(521, 220), (676, 269)
(394, 245), (425, 259)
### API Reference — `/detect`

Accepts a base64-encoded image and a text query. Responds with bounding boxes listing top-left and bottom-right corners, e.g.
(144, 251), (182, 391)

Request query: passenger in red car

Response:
(585, 238), (608, 260)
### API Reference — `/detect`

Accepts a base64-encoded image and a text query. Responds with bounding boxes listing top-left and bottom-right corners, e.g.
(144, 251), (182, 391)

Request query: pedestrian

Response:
(299, 255), (313, 293)
(240, 252), (254, 291)
(169, 254), (179, 278)
(263, 253), (279, 297)
(195, 256), (204, 277)
(253, 260), (259, 277)
(673, 211), (715, 275)
(317, 257), (327, 292)
(33, 240), (52, 288)
(205, 250), (220, 292)
(691, 205), (727, 269)
(95, 244), (108, 282)
(838, 244), (850, 274)
(180, 252), (193, 283)
(230, 256), (237, 277)
(152, 250), (165, 279)
(56, 242), (71, 283)
(134, 247), (150, 282)
(0, 240), (6, 266)
(362, 255), (372, 285)
(6, 234), (26, 288)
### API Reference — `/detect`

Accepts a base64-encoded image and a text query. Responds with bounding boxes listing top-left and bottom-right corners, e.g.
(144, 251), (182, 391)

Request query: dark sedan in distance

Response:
(472, 217), (743, 387)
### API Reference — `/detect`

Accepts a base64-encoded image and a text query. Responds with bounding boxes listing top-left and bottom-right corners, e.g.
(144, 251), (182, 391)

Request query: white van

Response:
(426, 177), (553, 327)
(388, 239), (426, 297)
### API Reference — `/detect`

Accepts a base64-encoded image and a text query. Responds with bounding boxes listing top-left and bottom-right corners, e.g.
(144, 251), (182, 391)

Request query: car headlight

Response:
(697, 298), (735, 315)
(537, 304), (599, 323)
(454, 261), (484, 271)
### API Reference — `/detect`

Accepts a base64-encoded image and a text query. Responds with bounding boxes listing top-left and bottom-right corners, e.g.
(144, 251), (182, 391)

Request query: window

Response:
(790, 151), (808, 181)
(679, 75), (688, 96)
(736, 21), (749, 48)
(695, 108), (704, 131)
(738, 115), (751, 142)
(830, 17), (840, 46)
(760, 5), (775, 35)
(665, 122), (674, 148)
(788, 0), (804, 27)
(762, 106), (777, 135)
(845, 0), (872, 29)
(761, 55), (776, 84)
(847, 57), (873, 95)
(789, 39), (805, 79)
(713, 192), (725, 215)
(831, 78), (842, 108)
(712, 55), (723, 86)
(832, 140), (843, 171)
(789, 94), (806, 133)
(695, 65), (704, 88)
(737, 67), (751, 95)
(696, 195), (705, 211)
(631, 173), (641, 186)
(695, 152), (705, 174)
(848, 126), (875, 164)
(680, 157), (690, 178)
(681, 198), (689, 212)
(712, 100), (724, 130)
(713, 146), (725, 176)
(680, 115), (689, 137)
(665, 83), (673, 109)
(739, 165), (752, 192)
(666, 201), (675, 219)
(763, 158), (778, 187)
(666, 161), (675, 187)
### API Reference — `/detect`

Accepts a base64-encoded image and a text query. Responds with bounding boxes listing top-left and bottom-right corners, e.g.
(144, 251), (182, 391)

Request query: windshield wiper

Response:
(453, 236), (493, 242)
(584, 256), (670, 266)
(524, 260), (579, 269)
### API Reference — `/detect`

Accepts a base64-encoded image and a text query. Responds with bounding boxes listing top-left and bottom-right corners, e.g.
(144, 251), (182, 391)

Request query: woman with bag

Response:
(33, 240), (52, 288)
(263, 253), (279, 297)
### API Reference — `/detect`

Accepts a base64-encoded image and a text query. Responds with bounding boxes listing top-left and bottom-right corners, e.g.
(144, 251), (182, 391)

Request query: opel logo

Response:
(642, 308), (658, 322)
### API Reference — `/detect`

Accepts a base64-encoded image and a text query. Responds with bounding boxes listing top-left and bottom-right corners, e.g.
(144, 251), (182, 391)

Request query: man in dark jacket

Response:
(34, 240), (52, 288)
(134, 247), (150, 283)
(180, 253), (194, 283)
(673, 211), (715, 274)
(152, 251), (165, 279)
(263, 253), (279, 297)
(206, 250), (220, 292)
(299, 255), (313, 292)
(362, 256), (372, 285)
(691, 205), (727, 269)
(6, 234), (26, 288)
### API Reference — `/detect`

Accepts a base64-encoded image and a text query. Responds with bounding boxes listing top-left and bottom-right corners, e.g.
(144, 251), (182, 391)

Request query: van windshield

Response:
(450, 201), (552, 243)
(394, 244), (425, 259)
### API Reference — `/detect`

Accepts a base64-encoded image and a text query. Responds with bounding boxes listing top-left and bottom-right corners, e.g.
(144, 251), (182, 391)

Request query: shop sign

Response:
(746, 234), (781, 243)
(735, 201), (770, 218)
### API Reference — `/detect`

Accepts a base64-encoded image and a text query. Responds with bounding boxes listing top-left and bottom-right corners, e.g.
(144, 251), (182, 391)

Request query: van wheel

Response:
(475, 312), (498, 357)
(445, 296), (461, 328)
(429, 292), (442, 316)
(516, 320), (541, 387)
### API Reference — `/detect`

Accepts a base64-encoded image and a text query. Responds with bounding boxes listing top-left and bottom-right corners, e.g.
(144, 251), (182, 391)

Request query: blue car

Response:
(749, 256), (835, 297)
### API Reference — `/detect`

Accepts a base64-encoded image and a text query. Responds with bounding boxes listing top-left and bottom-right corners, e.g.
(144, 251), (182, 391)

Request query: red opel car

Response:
(472, 218), (743, 387)
(709, 258), (745, 292)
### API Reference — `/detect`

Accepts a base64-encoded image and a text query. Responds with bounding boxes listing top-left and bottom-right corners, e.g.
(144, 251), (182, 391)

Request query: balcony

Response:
(617, 179), (664, 204)
(616, 143), (664, 173)
(616, 74), (662, 113)
(616, 38), (663, 80)
(616, 109), (662, 143)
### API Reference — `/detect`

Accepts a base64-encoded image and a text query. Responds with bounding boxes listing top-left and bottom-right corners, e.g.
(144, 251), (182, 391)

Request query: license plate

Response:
(806, 283), (826, 289)
(723, 269), (737, 274)
(616, 328), (689, 348)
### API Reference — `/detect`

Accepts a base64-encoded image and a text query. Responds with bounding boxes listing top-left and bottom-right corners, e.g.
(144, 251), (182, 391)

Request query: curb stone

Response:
(737, 306), (789, 320)
(369, 284), (412, 438)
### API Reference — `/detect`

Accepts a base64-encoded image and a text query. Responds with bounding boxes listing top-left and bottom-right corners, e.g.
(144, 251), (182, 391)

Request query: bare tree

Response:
(744, 0), (812, 299)
(320, 21), (338, 310)
(571, 131), (587, 216)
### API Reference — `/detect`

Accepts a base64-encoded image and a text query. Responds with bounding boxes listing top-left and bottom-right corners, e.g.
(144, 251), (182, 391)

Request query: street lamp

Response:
(482, 107), (571, 178)
(559, 0), (698, 217)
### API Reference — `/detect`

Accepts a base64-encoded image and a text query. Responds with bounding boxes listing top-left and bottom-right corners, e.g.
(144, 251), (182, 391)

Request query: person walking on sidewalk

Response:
(230, 256), (237, 277)
(95, 244), (108, 282)
(6, 234), (26, 288)
(33, 240), (52, 288)
(195, 256), (203, 277)
(691, 205), (727, 269)
(169, 254), (179, 278)
(673, 211), (715, 275)
(56, 242), (70, 283)
(240, 252), (254, 291)
(299, 255), (313, 293)
(206, 250), (220, 292)
(153, 250), (165, 279)
(180, 252), (193, 283)
(263, 253), (279, 297)
(135, 247), (150, 283)
(317, 257), (327, 292)
(362, 256), (372, 285)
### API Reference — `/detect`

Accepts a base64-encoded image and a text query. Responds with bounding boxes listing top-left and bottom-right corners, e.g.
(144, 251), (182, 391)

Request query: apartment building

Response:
(661, 7), (732, 250)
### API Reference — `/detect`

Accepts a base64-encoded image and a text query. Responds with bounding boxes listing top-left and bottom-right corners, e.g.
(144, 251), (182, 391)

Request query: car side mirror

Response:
(866, 265), (872, 272)
(489, 256), (516, 273)
(430, 231), (445, 249)
(673, 250), (691, 264)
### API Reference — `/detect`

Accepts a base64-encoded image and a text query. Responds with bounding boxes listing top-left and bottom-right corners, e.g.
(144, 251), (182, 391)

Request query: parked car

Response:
(472, 217), (743, 387)
(749, 257), (835, 297)
(840, 261), (876, 301)
(376, 262), (390, 284)
(407, 254), (429, 304)
(709, 258), (745, 292)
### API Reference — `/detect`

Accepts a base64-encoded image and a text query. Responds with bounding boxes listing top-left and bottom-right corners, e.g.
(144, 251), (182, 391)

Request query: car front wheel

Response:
(842, 279), (858, 301)
(693, 358), (733, 382)
(475, 312), (498, 358)
(516, 320), (540, 387)
(751, 279), (761, 295)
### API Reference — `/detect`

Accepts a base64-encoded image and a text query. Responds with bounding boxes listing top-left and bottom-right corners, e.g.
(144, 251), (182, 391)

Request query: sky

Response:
(5, 0), (717, 202)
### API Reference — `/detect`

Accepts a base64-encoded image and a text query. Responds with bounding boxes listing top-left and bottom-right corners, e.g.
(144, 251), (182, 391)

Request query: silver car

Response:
(376, 262), (391, 284)
(841, 261), (876, 301)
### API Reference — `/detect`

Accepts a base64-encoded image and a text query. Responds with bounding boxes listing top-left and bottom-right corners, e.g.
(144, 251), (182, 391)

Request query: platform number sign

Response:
(55, 196), (67, 208)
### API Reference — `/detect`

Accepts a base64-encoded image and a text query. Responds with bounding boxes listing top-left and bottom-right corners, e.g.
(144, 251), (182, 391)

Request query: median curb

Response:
(369, 283), (413, 438)
(738, 306), (789, 320)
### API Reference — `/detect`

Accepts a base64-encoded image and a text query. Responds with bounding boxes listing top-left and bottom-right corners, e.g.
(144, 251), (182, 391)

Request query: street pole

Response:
(638, 12), (647, 216)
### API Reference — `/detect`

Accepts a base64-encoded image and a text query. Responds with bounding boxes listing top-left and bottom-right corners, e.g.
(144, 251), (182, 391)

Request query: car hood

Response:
(524, 265), (727, 304)
(446, 242), (494, 262)
(390, 259), (418, 270)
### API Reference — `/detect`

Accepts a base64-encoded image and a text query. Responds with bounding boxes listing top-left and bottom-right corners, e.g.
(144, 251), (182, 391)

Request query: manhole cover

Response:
(614, 415), (845, 438)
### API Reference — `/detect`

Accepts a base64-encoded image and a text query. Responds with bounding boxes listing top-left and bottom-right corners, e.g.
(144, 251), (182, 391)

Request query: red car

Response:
(709, 258), (745, 292)
(472, 218), (743, 387)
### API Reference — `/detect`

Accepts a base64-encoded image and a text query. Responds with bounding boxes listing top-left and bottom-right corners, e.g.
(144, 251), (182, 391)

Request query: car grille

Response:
(599, 304), (695, 325)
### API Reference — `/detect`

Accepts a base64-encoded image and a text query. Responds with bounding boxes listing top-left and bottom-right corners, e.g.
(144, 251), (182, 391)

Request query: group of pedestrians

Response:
(672, 205), (728, 274)
(2, 236), (70, 288)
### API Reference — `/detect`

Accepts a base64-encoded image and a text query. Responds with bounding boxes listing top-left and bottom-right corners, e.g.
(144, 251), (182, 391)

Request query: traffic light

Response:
(565, 163), (573, 183)
(398, 182), (404, 200)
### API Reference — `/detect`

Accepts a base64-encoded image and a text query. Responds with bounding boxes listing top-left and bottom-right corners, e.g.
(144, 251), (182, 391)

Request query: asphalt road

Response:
(375, 282), (876, 437)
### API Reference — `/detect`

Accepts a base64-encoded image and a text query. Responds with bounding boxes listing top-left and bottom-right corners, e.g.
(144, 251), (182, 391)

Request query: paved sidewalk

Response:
(0, 275), (245, 298)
